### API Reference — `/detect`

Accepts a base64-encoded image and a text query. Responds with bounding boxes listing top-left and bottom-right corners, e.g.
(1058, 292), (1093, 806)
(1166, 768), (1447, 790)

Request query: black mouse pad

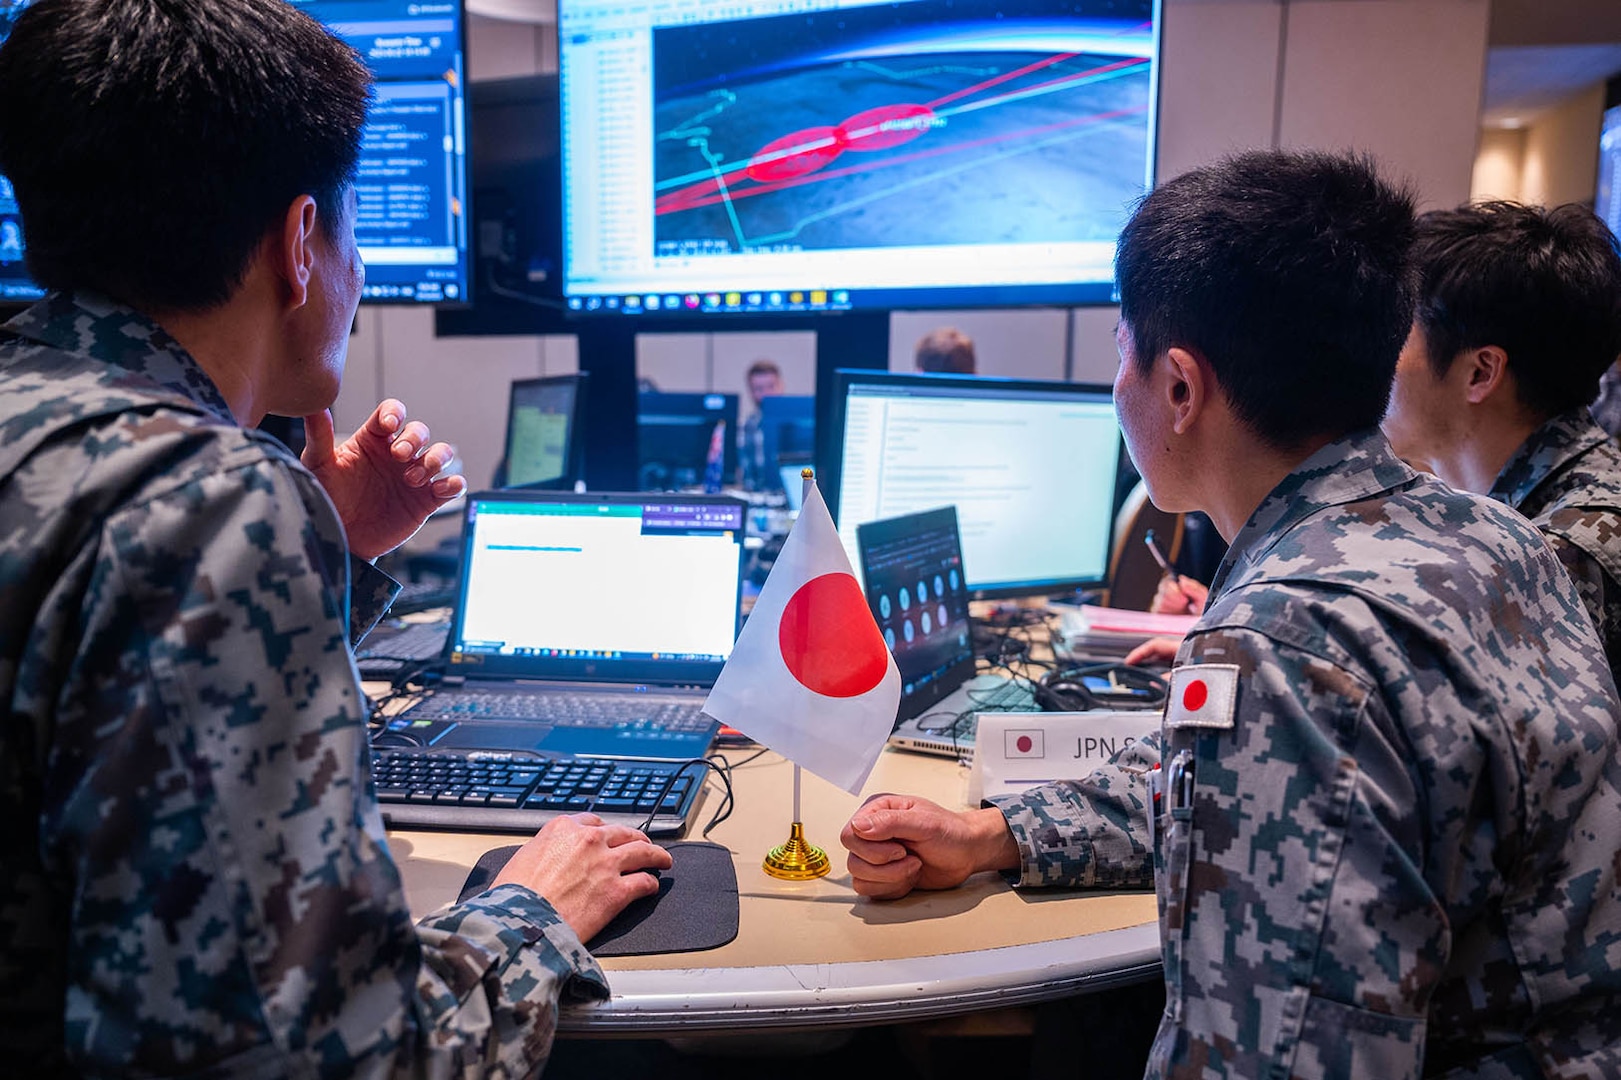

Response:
(458, 841), (740, 957)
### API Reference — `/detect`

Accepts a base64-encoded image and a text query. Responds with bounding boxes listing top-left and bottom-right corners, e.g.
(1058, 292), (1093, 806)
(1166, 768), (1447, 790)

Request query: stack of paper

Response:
(1053, 603), (1200, 658)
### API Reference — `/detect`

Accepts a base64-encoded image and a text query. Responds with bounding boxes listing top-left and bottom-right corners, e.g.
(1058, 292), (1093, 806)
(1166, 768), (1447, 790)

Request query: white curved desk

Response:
(388, 747), (1161, 1034)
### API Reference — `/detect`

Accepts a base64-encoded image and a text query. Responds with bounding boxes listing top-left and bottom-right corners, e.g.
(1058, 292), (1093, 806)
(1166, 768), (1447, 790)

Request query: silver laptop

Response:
(856, 507), (1034, 759)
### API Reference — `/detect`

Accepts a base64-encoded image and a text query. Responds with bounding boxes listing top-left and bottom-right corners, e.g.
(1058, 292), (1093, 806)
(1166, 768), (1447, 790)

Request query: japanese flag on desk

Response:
(702, 481), (901, 794)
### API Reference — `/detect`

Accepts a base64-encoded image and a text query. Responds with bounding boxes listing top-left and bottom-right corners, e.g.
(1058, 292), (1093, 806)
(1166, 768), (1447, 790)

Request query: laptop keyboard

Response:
(964, 677), (1036, 713)
(374, 752), (702, 835)
(403, 690), (712, 730)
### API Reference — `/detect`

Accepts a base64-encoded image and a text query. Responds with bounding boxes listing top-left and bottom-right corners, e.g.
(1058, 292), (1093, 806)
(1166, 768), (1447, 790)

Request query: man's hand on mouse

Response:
(493, 813), (673, 941)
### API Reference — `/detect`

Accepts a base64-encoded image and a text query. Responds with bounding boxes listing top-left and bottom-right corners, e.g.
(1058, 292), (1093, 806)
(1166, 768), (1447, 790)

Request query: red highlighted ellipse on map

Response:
(745, 103), (938, 183)
(747, 126), (843, 182)
(837, 103), (937, 151)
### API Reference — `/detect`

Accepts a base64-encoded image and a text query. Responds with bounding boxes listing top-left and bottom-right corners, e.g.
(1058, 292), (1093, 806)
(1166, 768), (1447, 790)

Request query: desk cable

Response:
(633, 747), (772, 838)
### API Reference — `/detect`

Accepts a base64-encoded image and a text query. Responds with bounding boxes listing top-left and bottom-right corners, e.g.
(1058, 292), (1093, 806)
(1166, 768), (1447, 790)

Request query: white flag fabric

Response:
(703, 482), (901, 794)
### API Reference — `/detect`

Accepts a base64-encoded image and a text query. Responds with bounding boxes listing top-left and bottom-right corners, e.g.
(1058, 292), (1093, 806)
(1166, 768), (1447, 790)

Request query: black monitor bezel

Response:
(824, 367), (1122, 600)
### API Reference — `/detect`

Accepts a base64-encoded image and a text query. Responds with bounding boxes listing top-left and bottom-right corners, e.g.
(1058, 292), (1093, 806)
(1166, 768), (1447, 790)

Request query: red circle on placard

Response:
(1016, 735), (1033, 754)
(779, 572), (890, 698)
(1182, 679), (1208, 712)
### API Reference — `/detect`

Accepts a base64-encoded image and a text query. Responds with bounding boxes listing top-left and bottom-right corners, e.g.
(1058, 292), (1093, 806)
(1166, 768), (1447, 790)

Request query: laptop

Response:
(856, 507), (1035, 759)
(375, 491), (746, 831)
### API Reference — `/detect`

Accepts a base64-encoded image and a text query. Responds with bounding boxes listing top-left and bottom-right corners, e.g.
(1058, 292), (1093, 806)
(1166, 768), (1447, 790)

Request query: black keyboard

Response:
(373, 751), (701, 835)
(389, 580), (460, 615)
(356, 620), (450, 678)
(403, 690), (713, 730)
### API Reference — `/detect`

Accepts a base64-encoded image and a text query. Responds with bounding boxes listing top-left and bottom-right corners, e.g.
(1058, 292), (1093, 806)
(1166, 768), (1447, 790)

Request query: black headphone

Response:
(1034, 662), (1168, 713)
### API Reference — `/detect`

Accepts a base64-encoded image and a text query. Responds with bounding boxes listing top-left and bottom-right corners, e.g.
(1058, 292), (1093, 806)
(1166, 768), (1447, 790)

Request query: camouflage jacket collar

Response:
(3, 290), (236, 425)
(1208, 427), (1417, 600)
(1487, 409), (1612, 511)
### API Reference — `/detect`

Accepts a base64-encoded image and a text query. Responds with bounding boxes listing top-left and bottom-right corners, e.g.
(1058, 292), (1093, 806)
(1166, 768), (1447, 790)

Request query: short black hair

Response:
(1410, 201), (1621, 418)
(1116, 150), (1417, 450)
(0, 0), (372, 312)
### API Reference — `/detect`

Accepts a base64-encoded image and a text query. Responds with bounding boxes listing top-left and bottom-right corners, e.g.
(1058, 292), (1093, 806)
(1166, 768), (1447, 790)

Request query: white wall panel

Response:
(635, 333), (708, 393)
(711, 331), (817, 399)
(1278, 0), (1490, 209)
(887, 309), (1069, 381)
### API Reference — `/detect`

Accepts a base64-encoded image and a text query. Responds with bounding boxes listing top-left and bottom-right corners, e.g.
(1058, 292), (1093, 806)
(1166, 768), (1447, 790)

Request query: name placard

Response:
(971, 710), (1161, 803)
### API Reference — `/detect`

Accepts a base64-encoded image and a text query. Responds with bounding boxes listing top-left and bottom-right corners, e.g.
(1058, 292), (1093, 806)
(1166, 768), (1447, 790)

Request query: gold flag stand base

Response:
(763, 821), (831, 880)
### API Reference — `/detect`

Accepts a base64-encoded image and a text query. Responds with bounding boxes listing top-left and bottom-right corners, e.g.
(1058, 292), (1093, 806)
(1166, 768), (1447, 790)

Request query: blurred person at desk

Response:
(841, 150), (1621, 1077)
(0, 1), (668, 1075)
(739, 357), (783, 490)
(1381, 201), (1621, 685)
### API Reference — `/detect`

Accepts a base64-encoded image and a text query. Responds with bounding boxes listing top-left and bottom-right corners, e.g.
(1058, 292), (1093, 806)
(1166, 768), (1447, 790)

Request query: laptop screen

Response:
(857, 506), (977, 723)
(447, 492), (747, 684)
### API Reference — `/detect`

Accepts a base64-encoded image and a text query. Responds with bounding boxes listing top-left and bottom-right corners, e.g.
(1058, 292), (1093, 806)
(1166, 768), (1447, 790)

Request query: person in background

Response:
(0, 0), (668, 1074)
(840, 150), (1621, 1077)
(1381, 200), (1621, 683)
(739, 357), (783, 489)
(914, 325), (977, 374)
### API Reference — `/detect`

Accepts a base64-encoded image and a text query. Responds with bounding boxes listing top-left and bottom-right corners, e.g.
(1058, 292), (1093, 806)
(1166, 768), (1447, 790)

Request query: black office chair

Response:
(1104, 480), (1184, 610)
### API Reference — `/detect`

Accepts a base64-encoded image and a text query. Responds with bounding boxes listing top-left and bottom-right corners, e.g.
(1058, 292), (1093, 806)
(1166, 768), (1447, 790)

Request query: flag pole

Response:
(763, 469), (833, 881)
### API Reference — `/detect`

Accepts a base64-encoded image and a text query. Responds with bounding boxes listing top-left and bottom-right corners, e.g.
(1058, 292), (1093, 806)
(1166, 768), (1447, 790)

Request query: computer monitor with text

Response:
(294, 0), (471, 304)
(827, 370), (1122, 598)
(0, 2), (44, 305)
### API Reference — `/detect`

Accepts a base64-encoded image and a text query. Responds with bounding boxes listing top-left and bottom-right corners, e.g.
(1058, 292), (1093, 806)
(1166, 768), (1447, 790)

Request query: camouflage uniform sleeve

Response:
(1538, 513), (1621, 684)
(348, 554), (400, 646)
(1150, 624), (1436, 1080)
(986, 735), (1159, 889)
(66, 446), (603, 1076)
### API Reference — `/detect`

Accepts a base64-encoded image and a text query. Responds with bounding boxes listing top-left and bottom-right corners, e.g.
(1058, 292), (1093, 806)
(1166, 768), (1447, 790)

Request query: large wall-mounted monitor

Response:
(0, 1), (44, 305)
(826, 369), (1122, 599)
(1, 1), (472, 308)
(558, 0), (1161, 317)
(294, 0), (471, 304)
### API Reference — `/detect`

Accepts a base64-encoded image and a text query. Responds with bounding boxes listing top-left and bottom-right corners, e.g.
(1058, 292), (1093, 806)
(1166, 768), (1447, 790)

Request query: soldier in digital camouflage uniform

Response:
(0, 1), (669, 1075)
(1382, 201), (1621, 686)
(841, 151), (1621, 1078)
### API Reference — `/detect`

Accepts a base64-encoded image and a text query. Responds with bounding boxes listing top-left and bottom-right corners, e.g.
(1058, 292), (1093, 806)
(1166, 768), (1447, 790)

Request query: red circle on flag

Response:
(1182, 679), (1208, 712)
(1016, 735), (1033, 754)
(779, 572), (890, 698)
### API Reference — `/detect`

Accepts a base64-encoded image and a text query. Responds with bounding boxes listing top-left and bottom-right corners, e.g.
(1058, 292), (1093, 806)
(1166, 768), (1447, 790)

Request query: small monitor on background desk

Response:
(754, 395), (815, 489)
(504, 373), (588, 489)
(826, 370), (1123, 599)
(638, 391), (738, 491)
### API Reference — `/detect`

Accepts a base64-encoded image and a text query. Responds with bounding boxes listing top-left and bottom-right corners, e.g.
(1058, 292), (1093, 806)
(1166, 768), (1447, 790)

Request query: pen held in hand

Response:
(1144, 529), (1196, 614)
